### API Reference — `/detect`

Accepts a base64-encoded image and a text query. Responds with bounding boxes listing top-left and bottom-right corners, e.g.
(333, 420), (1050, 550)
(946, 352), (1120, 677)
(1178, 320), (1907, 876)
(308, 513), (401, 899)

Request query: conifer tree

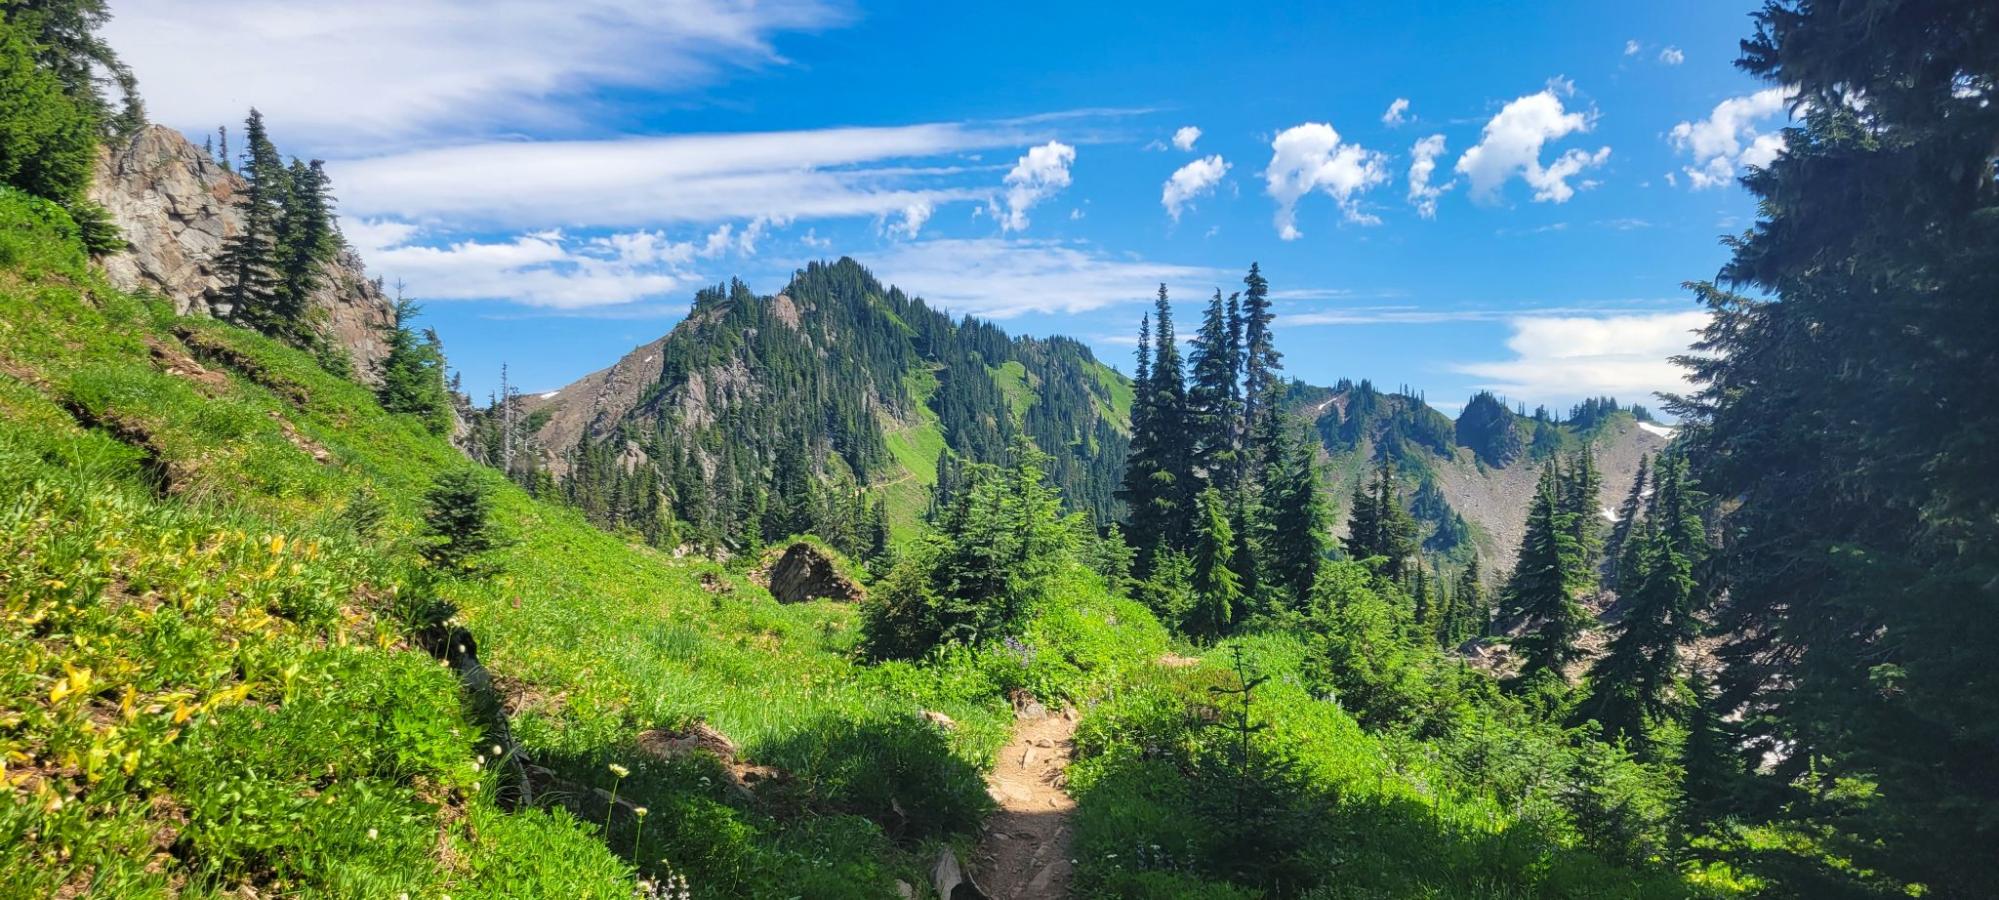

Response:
(1604, 453), (1650, 586)
(422, 469), (499, 571)
(2, 0), (144, 136)
(376, 296), (452, 435)
(1262, 422), (1330, 611)
(1119, 286), (1193, 562)
(1449, 556), (1486, 645)
(1187, 486), (1243, 640)
(1342, 460), (1417, 580)
(1577, 455), (1707, 750)
(271, 157), (337, 343)
(1561, 446), (1604, 572)
(1505, 464), (1589, 684)
(1238, 263), (1284, 474)
(1412, 564), (1433, 633)
(217, 109), (287, 329)
(1188, 289), (1243, 496)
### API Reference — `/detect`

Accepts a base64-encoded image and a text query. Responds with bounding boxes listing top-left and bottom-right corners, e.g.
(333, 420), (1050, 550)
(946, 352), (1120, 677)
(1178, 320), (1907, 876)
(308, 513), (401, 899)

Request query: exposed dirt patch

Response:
(146, 337), (230, 393)
(173, 325), (310, 407)
(636, 721), (787, 800)
(972, 705), (1078, 899)
(266, 411), (330, 464)
(1157, 653), (1202, 668)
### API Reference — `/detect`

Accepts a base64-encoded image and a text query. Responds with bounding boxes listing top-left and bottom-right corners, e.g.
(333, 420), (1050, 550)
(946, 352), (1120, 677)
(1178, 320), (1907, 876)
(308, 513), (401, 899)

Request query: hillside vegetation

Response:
(0, 190), (1165, 896)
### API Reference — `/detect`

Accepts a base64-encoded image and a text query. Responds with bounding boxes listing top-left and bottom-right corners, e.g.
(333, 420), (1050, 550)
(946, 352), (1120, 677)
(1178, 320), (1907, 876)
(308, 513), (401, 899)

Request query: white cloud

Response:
(1162, 155), (1230, 221)
(1381, 98), (1411, 126)
(330, 121), (1043, 230)
(348, 224), (747, 310)
(1454, 85), (1610, 204)
(1452, 311), (1710, 404)
(886, 200), (933, 239)
(996, 141), (1077, 233)
(1670, 87), (1796, 189)
(105, 0), (846, 149)
(1658, 46), (1685, 66)
(867, 239), (1223, 319)
(1171, 126), (1202, 151)
(1624, 39), (1642, 56)
(1263, 122), (1390, 239)
(1406, 134), (1453, 218)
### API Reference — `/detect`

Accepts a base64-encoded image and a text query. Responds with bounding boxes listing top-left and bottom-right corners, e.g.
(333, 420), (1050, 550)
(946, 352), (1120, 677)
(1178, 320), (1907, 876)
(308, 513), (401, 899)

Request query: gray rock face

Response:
(89, 125), (394, 382)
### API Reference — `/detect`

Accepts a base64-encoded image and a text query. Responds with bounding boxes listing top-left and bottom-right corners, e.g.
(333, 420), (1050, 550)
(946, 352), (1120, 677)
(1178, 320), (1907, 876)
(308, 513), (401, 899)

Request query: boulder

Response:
(754, 541), (864, 604)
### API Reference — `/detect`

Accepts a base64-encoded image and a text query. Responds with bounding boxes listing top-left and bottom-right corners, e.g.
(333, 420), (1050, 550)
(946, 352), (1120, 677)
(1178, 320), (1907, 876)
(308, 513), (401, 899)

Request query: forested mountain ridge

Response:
(514, 257), (1133, 555)
(1282, 379), (1670, 565)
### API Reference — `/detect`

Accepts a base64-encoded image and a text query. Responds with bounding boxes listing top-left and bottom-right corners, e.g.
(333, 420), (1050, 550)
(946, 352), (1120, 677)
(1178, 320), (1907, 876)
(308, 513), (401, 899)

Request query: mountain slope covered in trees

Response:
(514, 258), (1135, 557)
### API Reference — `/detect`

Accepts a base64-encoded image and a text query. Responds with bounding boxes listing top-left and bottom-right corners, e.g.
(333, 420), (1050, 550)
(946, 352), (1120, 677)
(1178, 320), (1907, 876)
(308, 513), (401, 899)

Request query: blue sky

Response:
(107, 1), (1791, 414)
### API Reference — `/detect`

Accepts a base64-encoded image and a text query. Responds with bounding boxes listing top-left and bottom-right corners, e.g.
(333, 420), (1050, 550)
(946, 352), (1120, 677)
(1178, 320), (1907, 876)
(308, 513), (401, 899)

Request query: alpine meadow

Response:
(2, 1), (1996, 898)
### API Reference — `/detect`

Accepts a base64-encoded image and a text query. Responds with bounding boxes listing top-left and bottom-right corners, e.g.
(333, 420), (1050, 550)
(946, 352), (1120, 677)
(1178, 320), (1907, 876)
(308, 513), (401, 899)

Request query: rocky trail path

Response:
(970, 704), (1079, 899)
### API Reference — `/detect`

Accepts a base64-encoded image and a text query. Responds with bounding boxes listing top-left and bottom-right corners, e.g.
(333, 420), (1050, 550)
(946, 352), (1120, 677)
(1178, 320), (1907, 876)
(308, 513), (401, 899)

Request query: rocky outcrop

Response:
(520, 334), (668, 478)
(754, 541), (865, 604)
(89, 125), (394, 382)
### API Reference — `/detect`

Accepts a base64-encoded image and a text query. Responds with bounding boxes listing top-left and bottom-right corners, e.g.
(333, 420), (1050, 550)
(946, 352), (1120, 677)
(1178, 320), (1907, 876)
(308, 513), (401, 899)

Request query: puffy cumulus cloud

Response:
(1624, 39), (1642, 56)
(885, 200), (933, 239)
(330, 121), (1040, 230)
(1406, 134), (1453, 218)
(996, 142), (1077, 233)
(1658, 46), (1685, 65)
(1381, 98), (1411, 126)
(1454, 84), (1610, 204)
(1172, 126), (1202, 151)
(1452, 311), (1711, 405)
(1670, 87), (1796, 189)
(1263, 122), (1390, 239)
(106, 0), (845, 149)
(868, 239), (1223, 319)
(1162, 155), (1230, 221)
(347, 220), (767, 309)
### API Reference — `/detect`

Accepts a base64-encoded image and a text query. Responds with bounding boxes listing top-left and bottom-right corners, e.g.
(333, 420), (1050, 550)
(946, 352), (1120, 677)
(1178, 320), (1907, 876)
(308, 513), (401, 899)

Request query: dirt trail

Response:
(971, 706), (1078, 899)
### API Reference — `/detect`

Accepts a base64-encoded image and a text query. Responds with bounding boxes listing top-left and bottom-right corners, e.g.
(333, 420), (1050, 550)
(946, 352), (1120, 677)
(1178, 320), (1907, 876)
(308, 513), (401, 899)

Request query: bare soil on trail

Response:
(971, 707), (1079, 899)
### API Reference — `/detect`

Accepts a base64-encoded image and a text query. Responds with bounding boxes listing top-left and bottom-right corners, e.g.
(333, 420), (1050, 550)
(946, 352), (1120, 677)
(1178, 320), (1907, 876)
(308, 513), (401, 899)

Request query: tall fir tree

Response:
(1187, 288), (1243, 496)
(216, 109), (287, 330)
(1505, 464), (1589, 685)
(1576, 455), (1707, 752)
(1603, 453), (1650, 587)
(1666, 4), (1999, 887)
(1187, 486), (1243, 640)
(1119, 285), (1194, 563)
(1342, 460), (1418, 580)
(1238, 262), (1284, 474)
(1449, 556), (1486, 645)
(1560, 446), (1604, 573)
(376, 296), (452, 435)
(271, 157), (337, 344)
(1262, 422), (1330, 612)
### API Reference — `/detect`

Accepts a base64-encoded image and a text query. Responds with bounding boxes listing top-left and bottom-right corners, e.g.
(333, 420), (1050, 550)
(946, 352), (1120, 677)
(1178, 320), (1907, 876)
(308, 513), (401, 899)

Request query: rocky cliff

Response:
(89, 125), (394, 381)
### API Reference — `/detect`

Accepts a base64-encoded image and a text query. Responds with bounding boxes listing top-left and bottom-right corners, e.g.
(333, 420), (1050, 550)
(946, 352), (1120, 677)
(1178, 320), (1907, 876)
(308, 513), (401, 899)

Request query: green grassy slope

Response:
(878, 368), (948, 541)
(0, 191), (1164, 897)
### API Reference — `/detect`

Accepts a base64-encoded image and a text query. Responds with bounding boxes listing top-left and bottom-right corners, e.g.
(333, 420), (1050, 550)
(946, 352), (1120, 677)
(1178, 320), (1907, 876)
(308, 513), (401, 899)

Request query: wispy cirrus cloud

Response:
(865, 238), (1223, 319)
(106, 0), (849, 148)
(330, 121), (1045, 230)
